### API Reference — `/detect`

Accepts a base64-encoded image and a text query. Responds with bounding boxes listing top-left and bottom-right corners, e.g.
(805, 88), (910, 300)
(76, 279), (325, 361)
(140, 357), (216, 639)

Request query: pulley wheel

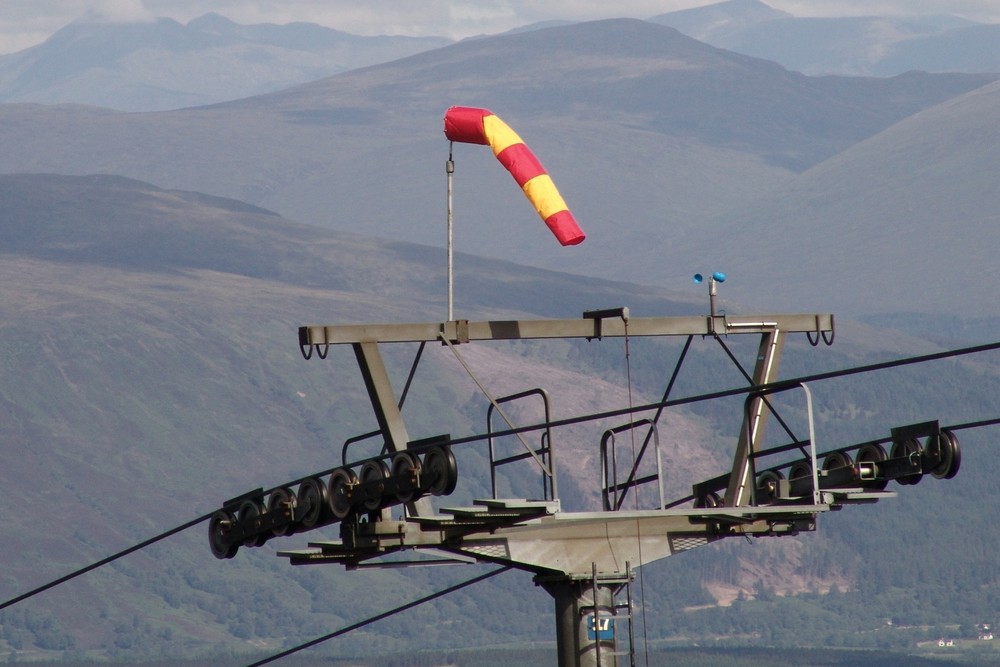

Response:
(788, 460), (812, 480)
(328, 467), (360, 519)
(931, 430), (961, 480)
(296, 477), (329, 529)
(423, 446), (458, 496)
(856, 443), (888, 490)
(756, 469), (784, 505)
(822, 450), (852, 471)
(359, 460), (390, 512)
(890, 438), (923, 485)
(694, 491), (722, 509)
(391, 451), (420, 503)
(267, 487), (297, 537)
(238, 499), (268, 547)
(856, 443), (887, 463)
(208, 509), (239, 560)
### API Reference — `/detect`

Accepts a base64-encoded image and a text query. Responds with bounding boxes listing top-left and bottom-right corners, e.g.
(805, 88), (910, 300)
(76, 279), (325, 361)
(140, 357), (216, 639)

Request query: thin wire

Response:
(0, 512), (212, 612)
(245, 566), (511, 667)
(622, 320), (651, 667)
(443, 338), (1000, 451)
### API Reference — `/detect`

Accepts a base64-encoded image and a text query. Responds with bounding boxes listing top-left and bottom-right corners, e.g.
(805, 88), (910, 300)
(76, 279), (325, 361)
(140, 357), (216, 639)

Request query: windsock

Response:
(443, 106), (585, 246)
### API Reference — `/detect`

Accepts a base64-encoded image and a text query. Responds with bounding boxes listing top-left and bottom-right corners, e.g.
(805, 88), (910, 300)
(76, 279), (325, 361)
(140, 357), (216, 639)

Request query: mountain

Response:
(649, 0), (999, 76)
(0, 13), (451, 111)
(681, 79), (1000, 316)
(0, 19), (993, 319)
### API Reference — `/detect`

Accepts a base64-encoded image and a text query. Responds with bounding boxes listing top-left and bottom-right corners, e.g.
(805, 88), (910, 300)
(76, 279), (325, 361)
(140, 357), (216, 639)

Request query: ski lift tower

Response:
(209, 306), (960, 667)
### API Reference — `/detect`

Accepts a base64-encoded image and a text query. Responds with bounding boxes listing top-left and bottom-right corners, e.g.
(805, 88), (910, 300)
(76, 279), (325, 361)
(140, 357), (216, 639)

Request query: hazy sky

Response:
(1, 0), (998, 54)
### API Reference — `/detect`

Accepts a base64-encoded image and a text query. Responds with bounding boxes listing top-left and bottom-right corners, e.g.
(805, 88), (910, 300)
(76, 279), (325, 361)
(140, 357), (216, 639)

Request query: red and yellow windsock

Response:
(443, 106), (585, 246)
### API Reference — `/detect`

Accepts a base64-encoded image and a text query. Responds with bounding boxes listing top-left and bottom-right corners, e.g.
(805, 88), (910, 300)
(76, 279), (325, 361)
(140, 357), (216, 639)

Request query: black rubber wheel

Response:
(823, 450), (853, 471)
(391, 452), (420, 503)
(856, 443), (889, 490)
(891, 438), (923, 485)
(933, 430), (962, 480)
(359, 460), (389, 512)
(789, 460), (812, 480)
(238, 499), (268, 547)
(694, 491), (722, 509)
(423, 446), (458, 496)
(756, 470), (784, 504)
(296, 477), (329, 529)
(328, 467), (360, 519)
(208, 509), (239, 560)
(856, 443), (887, 463)
(267, 487), (297, 537)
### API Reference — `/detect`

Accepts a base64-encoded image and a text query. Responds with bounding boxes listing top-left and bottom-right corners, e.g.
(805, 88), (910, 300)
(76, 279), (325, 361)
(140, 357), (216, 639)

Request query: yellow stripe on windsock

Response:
(522, 174), (568, 221)
(482, 114), (524, 157)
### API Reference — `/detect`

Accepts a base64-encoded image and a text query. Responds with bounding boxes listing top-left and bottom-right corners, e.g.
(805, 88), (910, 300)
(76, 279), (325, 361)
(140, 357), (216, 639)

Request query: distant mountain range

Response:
(1, 2), (997, 113)
(0, 12), (451, 111)
(0, 18), (995, 317)
(650, 0), (1000, 76)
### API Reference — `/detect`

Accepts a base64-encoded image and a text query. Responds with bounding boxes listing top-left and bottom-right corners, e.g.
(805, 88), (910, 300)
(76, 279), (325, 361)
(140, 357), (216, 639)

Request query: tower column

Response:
(538, 574), (626, 667)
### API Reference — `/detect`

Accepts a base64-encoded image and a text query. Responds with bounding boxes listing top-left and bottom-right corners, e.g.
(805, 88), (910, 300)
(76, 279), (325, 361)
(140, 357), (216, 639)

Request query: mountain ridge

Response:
(0, 14), (452, 111)
(0, 19), (993, 318)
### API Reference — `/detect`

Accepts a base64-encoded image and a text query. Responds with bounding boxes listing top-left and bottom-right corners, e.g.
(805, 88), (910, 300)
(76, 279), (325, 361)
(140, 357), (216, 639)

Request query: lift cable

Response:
(714, 334), (800, 444)
(442, 338), (1000, 454)
(4, 339), (1000, 616)
(244, 566), (512, 667)
(0, 512), (213, 613)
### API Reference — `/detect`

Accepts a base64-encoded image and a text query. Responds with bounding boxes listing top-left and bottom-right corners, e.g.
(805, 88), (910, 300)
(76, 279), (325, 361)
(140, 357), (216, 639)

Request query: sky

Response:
(1, 0), (998, 54)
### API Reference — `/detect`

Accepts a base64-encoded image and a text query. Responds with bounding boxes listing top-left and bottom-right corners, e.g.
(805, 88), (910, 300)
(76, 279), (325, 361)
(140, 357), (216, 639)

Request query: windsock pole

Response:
(447, 144), (455, 321)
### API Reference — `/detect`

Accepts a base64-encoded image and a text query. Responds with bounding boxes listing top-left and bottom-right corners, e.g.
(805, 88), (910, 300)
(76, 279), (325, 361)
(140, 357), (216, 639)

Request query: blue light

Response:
(712, 271), (727, 283)
(692, 274), (704, 284)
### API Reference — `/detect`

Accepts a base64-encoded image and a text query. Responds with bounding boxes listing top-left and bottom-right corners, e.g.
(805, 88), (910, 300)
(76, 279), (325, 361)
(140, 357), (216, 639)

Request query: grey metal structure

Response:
(209, 309), (960, 667)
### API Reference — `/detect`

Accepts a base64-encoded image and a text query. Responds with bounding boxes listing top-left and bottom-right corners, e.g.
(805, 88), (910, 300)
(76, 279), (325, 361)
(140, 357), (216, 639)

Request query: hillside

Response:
(650, 0), (1000, 76)
(679, 79), (1000, 316)
(0, 19), (993, 319)
(0, 14), (451, 111)
(2, 174), (1000, 661)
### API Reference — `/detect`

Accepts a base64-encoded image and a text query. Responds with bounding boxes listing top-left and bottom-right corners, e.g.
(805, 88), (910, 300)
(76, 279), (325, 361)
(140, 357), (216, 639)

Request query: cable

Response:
(0, 512), (212, 612)
(442, 338), (1000, 452)
(244, 566), (511, 667)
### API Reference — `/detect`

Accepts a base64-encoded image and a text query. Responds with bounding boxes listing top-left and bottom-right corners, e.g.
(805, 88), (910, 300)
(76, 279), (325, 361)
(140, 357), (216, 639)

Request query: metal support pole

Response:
(352, 342), (433, 518)
(724, 328), (785, 507)
(539, 575), (623, 667)
(446, 144), (455, 322)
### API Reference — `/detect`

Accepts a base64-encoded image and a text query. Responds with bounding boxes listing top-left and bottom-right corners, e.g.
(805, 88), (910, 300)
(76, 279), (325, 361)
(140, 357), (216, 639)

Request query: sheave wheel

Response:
(296, 477), (329, 529)
(856, 443), (888, 490)
(328, 467), (360, 519)
(267, 487), (297, 537)
(208, 509), (239, 560)
(694, 491), (722, 509)
(891, 438), (923, 485)
(756, 469), (784, 504)
(931, 430), (961, 480)
(359, 460), (390, 512)
(822, 450), (853, 471)
(238, 499), (268, 547)
(391, 452), (420, 503)
(423, 446), (458, 496)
